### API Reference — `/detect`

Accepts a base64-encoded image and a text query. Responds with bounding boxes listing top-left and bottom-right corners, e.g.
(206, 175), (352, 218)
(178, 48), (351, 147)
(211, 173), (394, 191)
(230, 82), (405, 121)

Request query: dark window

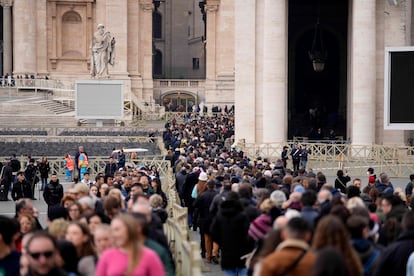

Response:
(153, 12), (162, 39)
(153, 50), (163, 77)
(192, 58), (200, 70)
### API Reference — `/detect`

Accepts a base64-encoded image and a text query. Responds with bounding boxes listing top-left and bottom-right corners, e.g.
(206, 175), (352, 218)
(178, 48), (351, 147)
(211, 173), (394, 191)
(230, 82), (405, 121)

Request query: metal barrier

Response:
(1, 153), (203, 274)
(0, 155), (169, 177)
(161, 165), (202, 276)
(240, 141), (414, 177)
(163, 191), (202, 276)
(0, 135), (158, 143)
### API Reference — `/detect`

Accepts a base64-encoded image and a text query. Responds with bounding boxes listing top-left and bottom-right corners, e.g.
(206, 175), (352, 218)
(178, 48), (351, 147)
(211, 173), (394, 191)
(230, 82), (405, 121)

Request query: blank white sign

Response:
(75, 80), (124, 119)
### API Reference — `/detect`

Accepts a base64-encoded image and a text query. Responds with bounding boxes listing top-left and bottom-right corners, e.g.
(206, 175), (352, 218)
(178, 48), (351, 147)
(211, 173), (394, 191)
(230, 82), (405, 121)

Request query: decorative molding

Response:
(1, 0), (13, 8)
(205, 0), (219, 12)
(140, 0), (153, 12)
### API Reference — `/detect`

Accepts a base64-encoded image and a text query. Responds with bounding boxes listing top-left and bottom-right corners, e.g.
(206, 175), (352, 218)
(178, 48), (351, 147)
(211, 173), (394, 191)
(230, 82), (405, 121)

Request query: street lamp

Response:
(308, 19), (327, 72)
(153, 0), (164, 11)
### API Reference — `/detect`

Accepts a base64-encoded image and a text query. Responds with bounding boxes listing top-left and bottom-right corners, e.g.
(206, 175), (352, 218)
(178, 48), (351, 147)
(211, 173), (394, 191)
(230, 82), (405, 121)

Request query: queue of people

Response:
(165, 113), (414, 276)
(2, 112), (414, 276)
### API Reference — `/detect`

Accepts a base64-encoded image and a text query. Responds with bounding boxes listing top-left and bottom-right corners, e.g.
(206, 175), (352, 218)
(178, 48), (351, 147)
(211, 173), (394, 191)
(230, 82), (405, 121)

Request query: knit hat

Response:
(248, 214), (272, 241)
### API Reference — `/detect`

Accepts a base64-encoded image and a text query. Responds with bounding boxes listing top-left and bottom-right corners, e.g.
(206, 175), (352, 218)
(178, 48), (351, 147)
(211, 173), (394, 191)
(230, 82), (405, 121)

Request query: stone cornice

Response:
(1, 0), (13, 7)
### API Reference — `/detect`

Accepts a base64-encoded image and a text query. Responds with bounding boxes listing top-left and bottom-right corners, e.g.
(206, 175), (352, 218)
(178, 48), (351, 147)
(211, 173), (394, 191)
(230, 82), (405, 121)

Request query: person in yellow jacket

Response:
(63, 153), (74, 181)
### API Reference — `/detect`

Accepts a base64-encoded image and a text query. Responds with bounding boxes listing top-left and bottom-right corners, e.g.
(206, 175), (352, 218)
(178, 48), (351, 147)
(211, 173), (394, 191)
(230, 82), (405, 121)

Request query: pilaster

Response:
(205, 0), (219, 80)
(13, 0), (37, 74)
(262, 0), (287, 143)
(350, 0), (376, 145)
(379, 0), (409, 145)
(2, 0), (12, 74)
(139, 0), (153, 101)
(235, 0), (256, 143)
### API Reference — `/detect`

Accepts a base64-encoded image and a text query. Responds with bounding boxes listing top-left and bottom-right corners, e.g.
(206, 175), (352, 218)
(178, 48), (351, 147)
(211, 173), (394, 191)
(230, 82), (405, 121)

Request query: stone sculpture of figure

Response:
(90, 24), (116, 78)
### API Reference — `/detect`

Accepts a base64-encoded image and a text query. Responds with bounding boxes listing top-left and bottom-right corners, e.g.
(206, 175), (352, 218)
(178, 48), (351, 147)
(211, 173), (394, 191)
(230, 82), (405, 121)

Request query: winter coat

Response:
(104, 163), (117, 177)
(335, 175), (351, 194)
(300, 206), (319, 229)
(351, 238), (381, 276)
(210, 197), (253, 269)
(24, 164), (38, 184)
(374, 230), (414, 276)
(182, 172), (198, 208)
(43, 180), (64, 206)
(11, 180), (32, 200)
(193, 189), (218, 233)
(240, 197), (260, 223)
(259, 239), (316, 276)
(38, 162), (50, 179)
(375, 182), (394, 194)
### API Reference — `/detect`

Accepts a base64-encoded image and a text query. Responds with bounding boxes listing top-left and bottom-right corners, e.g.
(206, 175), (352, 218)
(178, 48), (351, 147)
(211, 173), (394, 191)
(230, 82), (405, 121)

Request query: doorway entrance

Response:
(288, 0), (348, 140)
(162, 92), (197, 112)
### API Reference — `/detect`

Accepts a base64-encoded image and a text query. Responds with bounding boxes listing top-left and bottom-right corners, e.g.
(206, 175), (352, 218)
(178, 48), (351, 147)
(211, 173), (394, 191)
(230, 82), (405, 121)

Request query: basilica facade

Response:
(2, 0), (413, 145)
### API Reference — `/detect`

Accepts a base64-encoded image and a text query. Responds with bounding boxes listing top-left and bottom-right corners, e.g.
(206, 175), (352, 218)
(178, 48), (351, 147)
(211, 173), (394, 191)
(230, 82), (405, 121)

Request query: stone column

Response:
(13, 0), (37, 74)
(234, 0), (256, 143)
(205, 0), (219, 80)
(351, 0), (376, 145)
(2, 0), (12, 74)
(140, 0), (153, 81)
(262, 0), (287, 143)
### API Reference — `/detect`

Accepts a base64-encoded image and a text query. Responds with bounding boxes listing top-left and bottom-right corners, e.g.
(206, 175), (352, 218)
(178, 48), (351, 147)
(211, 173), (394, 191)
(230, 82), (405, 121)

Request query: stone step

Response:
(37, 100), (74, 115)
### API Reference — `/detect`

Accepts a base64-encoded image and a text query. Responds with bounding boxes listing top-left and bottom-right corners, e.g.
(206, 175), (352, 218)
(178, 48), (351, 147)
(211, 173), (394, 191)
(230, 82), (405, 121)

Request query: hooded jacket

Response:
(210, 195), (254, 269)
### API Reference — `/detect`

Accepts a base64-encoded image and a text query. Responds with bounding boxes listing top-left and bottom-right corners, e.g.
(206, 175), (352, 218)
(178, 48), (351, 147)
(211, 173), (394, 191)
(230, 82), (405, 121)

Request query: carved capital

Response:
(140, 0), (153, 12)
(1, 0), (13, 8)
(205, 0), (219, 12)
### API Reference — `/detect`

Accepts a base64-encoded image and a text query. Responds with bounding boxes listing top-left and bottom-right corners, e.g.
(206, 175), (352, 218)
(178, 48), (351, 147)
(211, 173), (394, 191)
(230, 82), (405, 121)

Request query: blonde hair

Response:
(48, 218), (69, 239)
(346, 197), (365, 210)
(259, 198), (276, 214)
(149, 194), (163, 209)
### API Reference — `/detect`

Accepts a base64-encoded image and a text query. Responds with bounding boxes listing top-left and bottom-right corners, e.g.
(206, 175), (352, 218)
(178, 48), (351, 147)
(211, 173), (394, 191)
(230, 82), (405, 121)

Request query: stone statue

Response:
(90, 24), (115, 78)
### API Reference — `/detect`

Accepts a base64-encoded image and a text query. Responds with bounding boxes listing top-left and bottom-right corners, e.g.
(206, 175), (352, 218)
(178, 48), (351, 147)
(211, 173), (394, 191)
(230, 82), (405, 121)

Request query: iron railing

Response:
(0, 155), (170, 177)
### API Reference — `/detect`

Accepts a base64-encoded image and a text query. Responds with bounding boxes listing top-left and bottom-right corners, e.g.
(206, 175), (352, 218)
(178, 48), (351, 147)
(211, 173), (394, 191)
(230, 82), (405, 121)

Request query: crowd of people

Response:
(0, 151), (173, 276)
(0, 73), (50, 87)
(165, 113), (414, 276)
(1, 112), (414, 275)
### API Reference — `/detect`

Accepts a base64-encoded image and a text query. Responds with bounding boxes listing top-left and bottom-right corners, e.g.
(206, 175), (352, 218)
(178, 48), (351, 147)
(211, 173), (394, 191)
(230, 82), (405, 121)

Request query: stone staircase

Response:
(35, 100), (74, 115)
(0, 95), (79, 127)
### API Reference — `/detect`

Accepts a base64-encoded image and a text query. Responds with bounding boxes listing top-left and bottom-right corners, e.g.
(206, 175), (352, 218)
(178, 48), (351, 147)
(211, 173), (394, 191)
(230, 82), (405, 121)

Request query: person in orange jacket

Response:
(63, 153), (74, 181)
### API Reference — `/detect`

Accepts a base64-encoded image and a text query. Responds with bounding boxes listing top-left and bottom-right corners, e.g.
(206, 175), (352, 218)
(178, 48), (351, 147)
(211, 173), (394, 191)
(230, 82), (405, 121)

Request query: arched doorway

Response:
(288, 0), (348, 140)
(162, 91), (197, 112)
